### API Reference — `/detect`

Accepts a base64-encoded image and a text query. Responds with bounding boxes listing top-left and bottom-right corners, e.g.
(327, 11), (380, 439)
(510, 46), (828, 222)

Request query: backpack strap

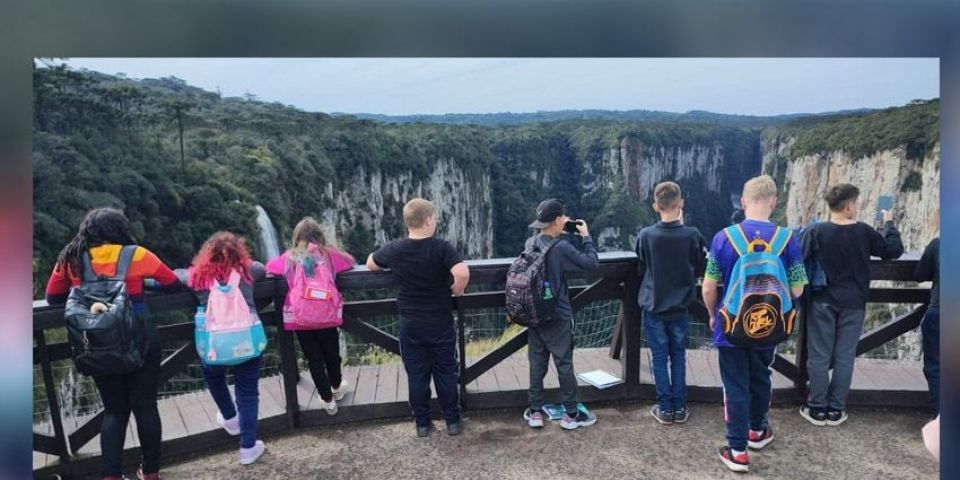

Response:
(722, 225), (751, 257)
(113, 245), (137, 281)
(80, 251), (98, 281)
(769, 227), (793, 256)
(226, 269), (242, 287)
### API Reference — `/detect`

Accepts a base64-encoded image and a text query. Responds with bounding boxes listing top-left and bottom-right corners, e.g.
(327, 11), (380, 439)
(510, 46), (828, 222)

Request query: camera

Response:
(563, 220), (584, 234)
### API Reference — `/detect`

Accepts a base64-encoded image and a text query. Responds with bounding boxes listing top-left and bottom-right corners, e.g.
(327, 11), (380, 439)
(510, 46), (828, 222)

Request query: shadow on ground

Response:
(164, 403), (938, 479)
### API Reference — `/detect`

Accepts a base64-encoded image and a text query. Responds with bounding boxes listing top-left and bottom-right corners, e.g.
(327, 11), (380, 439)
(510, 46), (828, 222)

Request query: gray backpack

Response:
(505, 237), (560, 327)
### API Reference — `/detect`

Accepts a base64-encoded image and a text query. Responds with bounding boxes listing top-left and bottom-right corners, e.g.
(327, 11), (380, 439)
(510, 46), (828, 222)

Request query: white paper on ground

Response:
(577, 369), (625, 389)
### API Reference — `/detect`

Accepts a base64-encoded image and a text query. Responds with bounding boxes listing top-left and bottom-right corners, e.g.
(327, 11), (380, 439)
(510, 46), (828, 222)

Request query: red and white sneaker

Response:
(748, 427), (774, 450)
(718, 446), (749, 473)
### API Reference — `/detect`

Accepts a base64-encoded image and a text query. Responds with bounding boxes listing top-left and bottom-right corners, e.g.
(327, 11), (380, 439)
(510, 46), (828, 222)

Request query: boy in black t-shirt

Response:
(801, 184), (903, 426)
(367, 198), (471, 437)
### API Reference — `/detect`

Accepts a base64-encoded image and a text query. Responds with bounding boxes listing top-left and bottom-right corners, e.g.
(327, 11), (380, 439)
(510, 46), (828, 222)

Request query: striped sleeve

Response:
(44, 263), (72, 304)
(132, 247), (180, 291)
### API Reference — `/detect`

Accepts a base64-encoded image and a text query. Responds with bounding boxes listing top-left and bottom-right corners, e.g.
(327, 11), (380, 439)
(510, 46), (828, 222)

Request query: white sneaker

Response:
(239, 440), (265, 465)
(523, 408), (544, 428)
(217, 411), (241, 436)
(331, 380), (349, 401)
(320, 398), (338, 415)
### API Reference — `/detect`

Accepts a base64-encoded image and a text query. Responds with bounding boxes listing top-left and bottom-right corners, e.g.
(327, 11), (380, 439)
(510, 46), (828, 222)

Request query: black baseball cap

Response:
(528, 199), (566, 229)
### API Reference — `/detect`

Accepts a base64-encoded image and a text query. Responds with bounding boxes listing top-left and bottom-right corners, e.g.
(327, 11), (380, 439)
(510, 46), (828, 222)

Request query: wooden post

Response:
(34, 329), (72, 467)
(272, 278), (301, 428)
(620, 277), (642, 388)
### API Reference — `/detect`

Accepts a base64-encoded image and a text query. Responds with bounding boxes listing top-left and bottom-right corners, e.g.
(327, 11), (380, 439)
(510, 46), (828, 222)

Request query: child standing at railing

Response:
(266, 217), (356, 415)
(635, 182), (706, 425)
(178, 231), (268, 465)
(800, 184), (903, 427)
(367, 198), (470, 437)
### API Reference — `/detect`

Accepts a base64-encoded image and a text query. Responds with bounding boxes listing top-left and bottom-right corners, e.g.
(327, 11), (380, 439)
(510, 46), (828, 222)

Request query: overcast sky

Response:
(58, 58), (939, 116)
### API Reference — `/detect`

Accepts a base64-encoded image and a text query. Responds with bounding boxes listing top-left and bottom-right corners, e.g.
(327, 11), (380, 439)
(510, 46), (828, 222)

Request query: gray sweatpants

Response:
(528, 317), (579, 414)
(806, 301), (865, 411)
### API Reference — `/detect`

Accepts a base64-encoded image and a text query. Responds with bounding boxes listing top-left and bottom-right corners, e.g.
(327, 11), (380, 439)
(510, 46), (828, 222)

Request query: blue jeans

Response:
(201, 355), (262, 448)
(718, 346), (775, 451)
(399, 323), (462, 427)
(921, 306), (939, 414)
(644, 312), (688, 412)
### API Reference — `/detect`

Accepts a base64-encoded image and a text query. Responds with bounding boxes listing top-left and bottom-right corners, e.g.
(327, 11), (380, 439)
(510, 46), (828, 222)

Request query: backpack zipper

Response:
(82, 331), (90, 355)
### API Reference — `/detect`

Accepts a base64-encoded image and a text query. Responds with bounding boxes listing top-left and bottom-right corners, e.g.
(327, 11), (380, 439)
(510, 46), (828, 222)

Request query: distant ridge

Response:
(334, 107), (877, 128)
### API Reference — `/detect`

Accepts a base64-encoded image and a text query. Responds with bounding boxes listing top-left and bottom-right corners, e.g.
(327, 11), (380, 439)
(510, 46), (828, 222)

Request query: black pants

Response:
(92, 334), (162, 477)
(296, 328), (343, 402)
(399, 323), (462, 427)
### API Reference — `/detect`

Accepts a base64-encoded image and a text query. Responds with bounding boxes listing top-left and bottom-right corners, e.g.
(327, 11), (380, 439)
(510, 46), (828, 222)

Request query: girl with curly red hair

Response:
(177, 231), (268, 465)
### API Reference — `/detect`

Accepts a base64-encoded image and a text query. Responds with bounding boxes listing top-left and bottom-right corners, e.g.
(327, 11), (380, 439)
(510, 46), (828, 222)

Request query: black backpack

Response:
(65, 246), (148, 376)
(505, 237), (560, 328)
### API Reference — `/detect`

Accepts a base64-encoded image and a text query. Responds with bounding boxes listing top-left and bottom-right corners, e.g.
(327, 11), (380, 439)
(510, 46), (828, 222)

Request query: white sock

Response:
(732, 449), (746, 457)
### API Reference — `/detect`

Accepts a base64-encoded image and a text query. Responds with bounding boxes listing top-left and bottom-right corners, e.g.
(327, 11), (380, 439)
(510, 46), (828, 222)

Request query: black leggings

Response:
(92, 338), (162, 476)
(296, 328), (343, 402)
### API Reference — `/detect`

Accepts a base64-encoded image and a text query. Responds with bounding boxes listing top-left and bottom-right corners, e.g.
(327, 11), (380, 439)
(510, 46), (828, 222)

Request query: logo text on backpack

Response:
(744, 303), (777, 339)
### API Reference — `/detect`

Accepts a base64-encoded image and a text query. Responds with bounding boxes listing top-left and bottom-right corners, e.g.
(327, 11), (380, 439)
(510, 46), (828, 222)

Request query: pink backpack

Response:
(197, 269), (267, 365)
(283, 247), (343, 330)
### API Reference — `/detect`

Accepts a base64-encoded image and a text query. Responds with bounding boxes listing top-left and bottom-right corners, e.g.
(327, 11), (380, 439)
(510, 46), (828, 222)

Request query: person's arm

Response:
(329, 248), (357, 273)
(44, 264), (72, 305)
(784, 236), (809, 299)
(635, 231), (647, 280)
(450, 262), (470, 297)
(367, 244), (391, 272)
(563, 220), (599, 273)
(694, 232), (707, 277)
(142, 249), (181, 292)
(250, 261), (267, 282)
(702, 278), (720, 331)
(265, 253), (288, 276)
(801, 226), (816, 263)
(869, 213), (904, 260)
(915, 238), (937, 283)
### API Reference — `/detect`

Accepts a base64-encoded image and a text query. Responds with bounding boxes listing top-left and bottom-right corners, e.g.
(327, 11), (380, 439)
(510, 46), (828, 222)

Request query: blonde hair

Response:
(289, 217), (331, 261)
(403, 198), (435, 229)
(654, 181), (682, 210)
(742, 175), (778, 202)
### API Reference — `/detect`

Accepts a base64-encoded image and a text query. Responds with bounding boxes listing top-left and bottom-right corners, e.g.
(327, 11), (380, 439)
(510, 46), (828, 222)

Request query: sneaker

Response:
(718, 446), (749, 473)
(136, 467), (160, 480)
(416, 423), (435, 438)
(826, 409), (848, 426)
(216, 411), (241, 436)
(672, 407), (690, 424)
(320, 397), (338, 416)
(650, 405), (674, 425)
(239, 440), (266, 465)
(446, 420), (464, 436)
(523, 408), (545, 428)
(331, 380), (349, 401)
(748, 426), (774, 450)
(560, 409), (597, 430)
(799, 404), (827, 426)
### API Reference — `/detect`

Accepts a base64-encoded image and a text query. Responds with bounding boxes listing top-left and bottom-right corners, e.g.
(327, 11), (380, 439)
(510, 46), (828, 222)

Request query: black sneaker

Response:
(825, 409), (848, 426)
(446, 420), (464, 436)
(650, 405), (673, 425)
(673, 406), (690, 424)
(799, 404), (827, 426)
(416, 423), (435, 438)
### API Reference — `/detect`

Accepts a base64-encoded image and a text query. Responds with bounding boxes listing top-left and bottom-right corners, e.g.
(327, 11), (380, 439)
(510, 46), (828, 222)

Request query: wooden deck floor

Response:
(33, 348), (927, 471)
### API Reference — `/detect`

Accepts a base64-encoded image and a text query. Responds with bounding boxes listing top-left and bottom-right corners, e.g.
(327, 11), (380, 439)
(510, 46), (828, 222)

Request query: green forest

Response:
(32, 65), (940, 299)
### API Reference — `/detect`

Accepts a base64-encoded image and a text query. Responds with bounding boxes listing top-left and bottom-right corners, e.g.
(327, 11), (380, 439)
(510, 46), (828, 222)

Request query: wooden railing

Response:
(32, 252), (928, 476)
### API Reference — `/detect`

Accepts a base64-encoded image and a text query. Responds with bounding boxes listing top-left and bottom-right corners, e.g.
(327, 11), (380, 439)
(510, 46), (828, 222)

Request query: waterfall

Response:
(254, 205), (281, 262)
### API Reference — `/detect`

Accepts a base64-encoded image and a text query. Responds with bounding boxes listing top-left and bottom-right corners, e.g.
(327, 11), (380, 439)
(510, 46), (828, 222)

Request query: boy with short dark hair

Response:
(801, 184), (903, 426)
(522, 199), (600, 430)
(636, 181), (706, 425)
(367, 198), (471, 437)
(702, 175), (808, 473)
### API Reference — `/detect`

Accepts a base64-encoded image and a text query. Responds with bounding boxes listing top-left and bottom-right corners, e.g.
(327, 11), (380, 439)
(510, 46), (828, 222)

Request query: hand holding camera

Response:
(564, 219), (589, 236)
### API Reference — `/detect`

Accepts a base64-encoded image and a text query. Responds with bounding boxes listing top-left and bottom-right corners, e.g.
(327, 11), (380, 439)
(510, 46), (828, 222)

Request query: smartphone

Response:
(875, 194), (894, 223)
(563, 220), (584, 234)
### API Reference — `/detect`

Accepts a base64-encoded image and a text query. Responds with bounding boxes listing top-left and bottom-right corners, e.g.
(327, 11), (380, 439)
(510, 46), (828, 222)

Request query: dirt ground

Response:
(163, 403), (939, 479)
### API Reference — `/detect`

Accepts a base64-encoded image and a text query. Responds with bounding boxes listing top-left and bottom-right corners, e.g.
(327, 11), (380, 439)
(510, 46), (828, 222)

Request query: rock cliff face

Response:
(320, 160), (495, 259)
(763, 138), (940, 252)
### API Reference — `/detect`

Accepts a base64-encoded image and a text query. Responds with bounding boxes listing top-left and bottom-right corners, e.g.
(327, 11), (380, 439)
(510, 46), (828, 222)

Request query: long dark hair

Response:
(56, 207), (137, 276)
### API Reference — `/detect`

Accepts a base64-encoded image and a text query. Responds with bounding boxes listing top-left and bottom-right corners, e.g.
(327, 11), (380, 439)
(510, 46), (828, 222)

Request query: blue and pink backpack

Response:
(195, 269), (268, 366)
(718, 225), (797, 348)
